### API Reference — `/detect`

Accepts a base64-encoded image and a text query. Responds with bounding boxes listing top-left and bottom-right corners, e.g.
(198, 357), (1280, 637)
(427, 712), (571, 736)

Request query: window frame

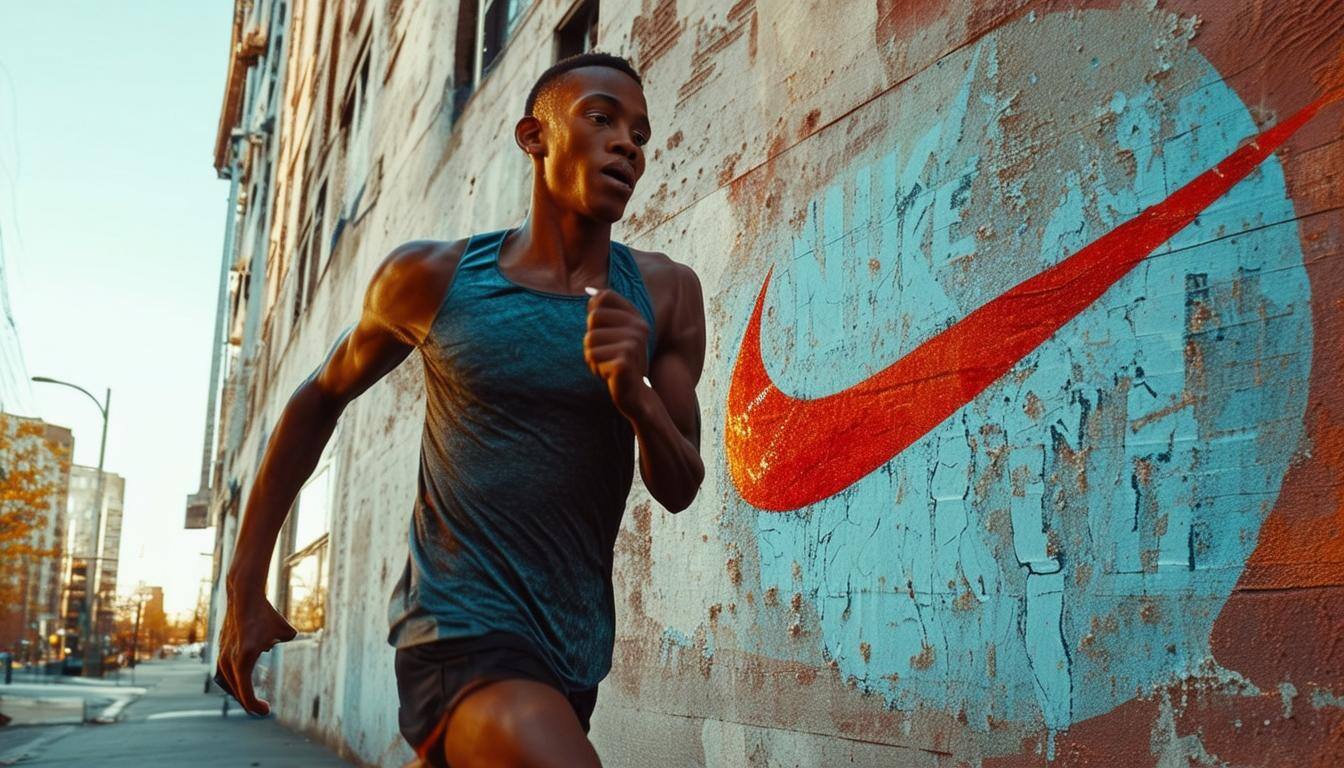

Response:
(475, 0), (532, 84)
(451, 0), (538, 123)
(340, 34), (375, 222)
(554, 0), (598, 61)
(278, 437), (337, 636)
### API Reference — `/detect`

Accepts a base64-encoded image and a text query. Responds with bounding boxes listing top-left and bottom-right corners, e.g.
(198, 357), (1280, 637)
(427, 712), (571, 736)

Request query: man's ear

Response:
(515, 115), (545, 157)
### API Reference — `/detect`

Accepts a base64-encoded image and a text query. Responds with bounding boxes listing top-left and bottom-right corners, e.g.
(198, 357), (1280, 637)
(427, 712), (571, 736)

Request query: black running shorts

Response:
(393, 631), (598, 767)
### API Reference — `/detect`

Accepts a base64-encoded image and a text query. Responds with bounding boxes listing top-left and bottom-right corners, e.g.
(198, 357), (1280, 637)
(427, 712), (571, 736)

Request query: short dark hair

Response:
(525, 52), (642, 117)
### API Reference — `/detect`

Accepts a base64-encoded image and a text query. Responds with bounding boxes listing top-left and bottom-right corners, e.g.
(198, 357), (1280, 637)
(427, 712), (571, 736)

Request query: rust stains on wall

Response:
(629, 0), (682, 72)
(611, 499), (659, 698)
(676, 0), (756, 107)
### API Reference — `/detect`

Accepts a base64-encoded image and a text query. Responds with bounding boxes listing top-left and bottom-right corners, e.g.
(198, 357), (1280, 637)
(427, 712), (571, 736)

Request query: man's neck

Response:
(503, 191), (613, 292)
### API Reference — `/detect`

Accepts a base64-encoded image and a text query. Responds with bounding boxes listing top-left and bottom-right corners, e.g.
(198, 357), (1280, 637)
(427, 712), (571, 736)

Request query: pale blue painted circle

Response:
(739, 17), (1311, 729)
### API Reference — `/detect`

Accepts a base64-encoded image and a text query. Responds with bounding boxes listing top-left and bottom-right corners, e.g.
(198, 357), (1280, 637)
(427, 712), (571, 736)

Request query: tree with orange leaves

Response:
(0, 413), (68, 653)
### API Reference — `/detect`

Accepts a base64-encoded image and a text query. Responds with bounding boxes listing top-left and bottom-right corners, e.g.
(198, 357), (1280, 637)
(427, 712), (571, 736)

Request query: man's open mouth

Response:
(601, 166), (634, 190)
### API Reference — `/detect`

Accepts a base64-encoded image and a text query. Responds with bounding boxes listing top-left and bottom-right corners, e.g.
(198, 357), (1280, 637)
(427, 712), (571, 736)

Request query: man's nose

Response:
(609, 135), (638, 161)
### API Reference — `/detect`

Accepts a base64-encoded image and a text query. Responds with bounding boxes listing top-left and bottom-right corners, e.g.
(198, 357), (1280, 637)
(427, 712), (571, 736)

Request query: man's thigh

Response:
(444, 678), (602, 768)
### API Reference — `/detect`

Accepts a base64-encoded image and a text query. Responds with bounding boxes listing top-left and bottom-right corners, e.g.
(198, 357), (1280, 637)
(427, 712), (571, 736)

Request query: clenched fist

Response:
(584, 286), (652, 419)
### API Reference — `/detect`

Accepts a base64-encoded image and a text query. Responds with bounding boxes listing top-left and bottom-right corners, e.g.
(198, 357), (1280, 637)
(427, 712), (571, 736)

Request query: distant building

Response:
(62, 465), (125, 662)
(0, 412), (73, 664)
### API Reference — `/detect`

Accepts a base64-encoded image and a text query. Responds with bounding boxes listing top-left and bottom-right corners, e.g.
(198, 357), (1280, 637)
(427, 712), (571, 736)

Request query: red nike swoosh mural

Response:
(727, 89), (1342, 512)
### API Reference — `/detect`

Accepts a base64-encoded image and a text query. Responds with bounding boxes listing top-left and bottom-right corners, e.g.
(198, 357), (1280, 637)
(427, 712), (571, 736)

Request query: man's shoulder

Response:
(366, 237), (472, 344)
(376, 238), (472, 282)
(624, 245), (704, 346)
(626, 245), (700, 294)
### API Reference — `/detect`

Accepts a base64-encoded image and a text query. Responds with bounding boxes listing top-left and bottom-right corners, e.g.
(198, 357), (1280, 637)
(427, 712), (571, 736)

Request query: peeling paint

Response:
(211, 0), (1344, 765)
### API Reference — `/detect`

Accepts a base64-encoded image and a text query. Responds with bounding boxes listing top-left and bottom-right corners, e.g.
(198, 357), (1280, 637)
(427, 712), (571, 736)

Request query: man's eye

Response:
(588, 111), (647, 146)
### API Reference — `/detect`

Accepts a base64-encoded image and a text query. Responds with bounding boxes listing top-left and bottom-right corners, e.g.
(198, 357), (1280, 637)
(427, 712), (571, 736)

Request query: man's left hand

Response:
(584, 286), (651, 419)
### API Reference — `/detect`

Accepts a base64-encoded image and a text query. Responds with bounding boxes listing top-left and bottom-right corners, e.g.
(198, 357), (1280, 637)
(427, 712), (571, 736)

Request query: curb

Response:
(0, 695), (85, 726)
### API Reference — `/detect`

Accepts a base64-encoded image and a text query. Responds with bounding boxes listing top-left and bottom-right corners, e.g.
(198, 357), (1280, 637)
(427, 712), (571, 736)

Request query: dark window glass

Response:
(556, 0), (598, 60)
(481, 0), (531, 78)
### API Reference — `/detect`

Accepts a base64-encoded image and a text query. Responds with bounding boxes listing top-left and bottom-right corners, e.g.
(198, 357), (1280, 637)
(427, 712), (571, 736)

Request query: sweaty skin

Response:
(216, 65), (705, 768)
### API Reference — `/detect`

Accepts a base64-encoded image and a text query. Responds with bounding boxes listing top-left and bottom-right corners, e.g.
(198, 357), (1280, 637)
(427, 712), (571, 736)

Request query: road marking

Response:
(144, 709), (231, 721)
(93, 696), (140, 724)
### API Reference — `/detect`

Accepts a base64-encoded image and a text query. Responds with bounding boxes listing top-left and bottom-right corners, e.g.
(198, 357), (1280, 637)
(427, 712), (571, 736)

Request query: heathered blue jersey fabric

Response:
(386, 228), (657, 693)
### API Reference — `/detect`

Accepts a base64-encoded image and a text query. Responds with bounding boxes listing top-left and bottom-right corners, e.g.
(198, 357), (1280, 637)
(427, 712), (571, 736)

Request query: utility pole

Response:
(129, 589), (149, 686)
(32, 377), (111, 677)
(131, 595), (143, 668)
(88, 391), (109, 677)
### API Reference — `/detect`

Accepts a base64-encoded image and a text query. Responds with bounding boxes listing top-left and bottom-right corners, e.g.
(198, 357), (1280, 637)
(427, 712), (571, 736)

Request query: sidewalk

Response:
(0, 657), (351, 766)
(0, 677), (144, 727)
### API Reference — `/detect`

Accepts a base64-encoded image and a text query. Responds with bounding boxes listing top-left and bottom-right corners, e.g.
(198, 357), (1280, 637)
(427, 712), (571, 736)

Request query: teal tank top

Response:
(387, 228), (657, 692)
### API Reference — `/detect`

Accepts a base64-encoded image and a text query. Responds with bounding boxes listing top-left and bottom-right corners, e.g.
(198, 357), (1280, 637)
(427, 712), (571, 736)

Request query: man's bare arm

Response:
(631, 262), (706, 513)
(216, 240), (454, 714)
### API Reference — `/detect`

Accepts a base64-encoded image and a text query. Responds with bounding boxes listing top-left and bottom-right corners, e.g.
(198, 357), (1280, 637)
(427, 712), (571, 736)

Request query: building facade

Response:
(0, 413), (73, 665)
(62, 465), (125, 665)
(200, 1), (1344, 765)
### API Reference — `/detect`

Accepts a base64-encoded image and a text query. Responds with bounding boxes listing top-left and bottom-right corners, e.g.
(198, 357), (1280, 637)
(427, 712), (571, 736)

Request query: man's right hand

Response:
(215, 590), (298, 715)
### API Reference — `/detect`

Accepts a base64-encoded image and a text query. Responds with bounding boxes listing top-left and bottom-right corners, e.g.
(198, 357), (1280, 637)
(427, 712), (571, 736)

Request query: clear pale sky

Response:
(1, 1), (234, 615)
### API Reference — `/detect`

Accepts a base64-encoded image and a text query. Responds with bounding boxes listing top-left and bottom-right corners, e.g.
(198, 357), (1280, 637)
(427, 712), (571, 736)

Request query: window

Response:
(479, 0), (530, 79)
(555, 0), (597, 60)
(341, 44), (373, 222)
(311, 180), (328, 289)
(451, 0), (533, 123)
(322, 5), (342, 149)
(291, 227), (309, 325)
(283, 464), (331, 634)
(290, 180), (327, 326)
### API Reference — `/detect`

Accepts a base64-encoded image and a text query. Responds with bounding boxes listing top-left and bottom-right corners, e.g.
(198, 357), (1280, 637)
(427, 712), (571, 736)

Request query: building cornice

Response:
(213, 1), (268, 177)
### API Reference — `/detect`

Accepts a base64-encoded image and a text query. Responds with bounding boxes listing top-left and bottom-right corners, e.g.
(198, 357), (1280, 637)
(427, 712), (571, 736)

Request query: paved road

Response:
(0, 657), (352, 766)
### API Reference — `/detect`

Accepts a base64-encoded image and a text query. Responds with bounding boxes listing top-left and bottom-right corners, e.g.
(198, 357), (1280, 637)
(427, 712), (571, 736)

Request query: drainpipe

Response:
(185, 141), (241, 528)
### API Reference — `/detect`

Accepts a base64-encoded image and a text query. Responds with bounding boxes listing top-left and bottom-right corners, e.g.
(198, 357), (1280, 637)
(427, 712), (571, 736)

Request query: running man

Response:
(215, 52), (706, 768)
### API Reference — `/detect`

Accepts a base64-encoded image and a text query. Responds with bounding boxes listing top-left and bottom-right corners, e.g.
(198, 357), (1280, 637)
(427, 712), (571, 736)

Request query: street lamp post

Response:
(32, 376), (110, 678)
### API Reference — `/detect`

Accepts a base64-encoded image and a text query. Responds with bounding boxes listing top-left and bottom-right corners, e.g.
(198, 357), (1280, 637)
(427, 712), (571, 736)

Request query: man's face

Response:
(531, 66), (651, 223)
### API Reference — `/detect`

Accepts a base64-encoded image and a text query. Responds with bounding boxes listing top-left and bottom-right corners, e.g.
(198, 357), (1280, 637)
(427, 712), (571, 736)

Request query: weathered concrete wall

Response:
(213, 0), (1344, 765)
